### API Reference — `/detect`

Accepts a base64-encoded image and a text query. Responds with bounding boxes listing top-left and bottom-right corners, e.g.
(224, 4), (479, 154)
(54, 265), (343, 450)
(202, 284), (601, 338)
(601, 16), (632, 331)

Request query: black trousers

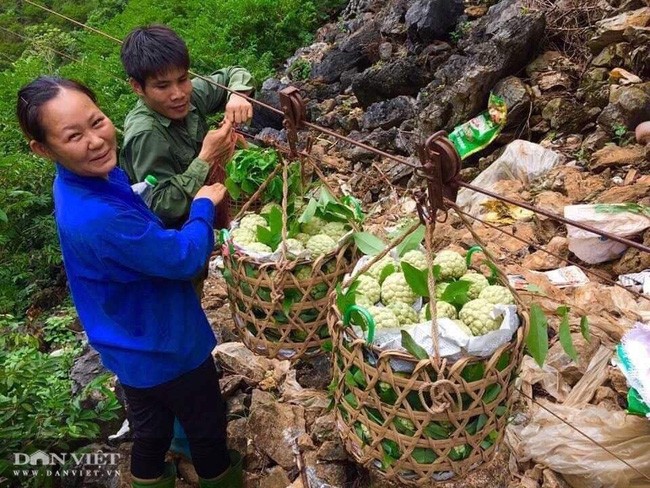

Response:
(122, 356), (230, 480)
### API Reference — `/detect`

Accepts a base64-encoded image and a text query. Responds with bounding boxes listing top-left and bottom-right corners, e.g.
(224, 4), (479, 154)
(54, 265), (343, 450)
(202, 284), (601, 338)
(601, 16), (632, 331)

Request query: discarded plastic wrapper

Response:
(617, 269), (650, 295)
(448, 93), (507, 160)
(345, 254), (520, 367)
(614, 322), (650, 417)
(456, 140), (563, 216)
(565, 204), (650, 264)
(508, 266), (590, 289)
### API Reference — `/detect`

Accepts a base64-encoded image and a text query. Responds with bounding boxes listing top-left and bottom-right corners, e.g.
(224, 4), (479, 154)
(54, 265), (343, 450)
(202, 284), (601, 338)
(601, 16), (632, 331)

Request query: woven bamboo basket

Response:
(224, 239), (359, 361)
(328, 236), (529, 484)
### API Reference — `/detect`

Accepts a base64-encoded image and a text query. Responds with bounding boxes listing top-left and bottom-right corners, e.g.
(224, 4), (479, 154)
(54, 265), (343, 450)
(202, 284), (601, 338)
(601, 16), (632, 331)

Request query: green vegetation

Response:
(0, 1), (344, 484)
(0, 0), (345, 316)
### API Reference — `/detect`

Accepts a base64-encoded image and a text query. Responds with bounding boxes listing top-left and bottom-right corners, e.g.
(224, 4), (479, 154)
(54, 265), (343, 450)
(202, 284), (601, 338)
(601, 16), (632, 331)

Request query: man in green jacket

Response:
(119, 25), (254, 229)
(118, 25), (253, 479)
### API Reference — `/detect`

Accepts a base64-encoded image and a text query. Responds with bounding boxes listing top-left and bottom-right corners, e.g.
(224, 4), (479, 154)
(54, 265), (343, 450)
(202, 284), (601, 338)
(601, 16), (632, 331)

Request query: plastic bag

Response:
(565, 204), (650, 264)
(456, 140), (563, 216)
(513, 402), (650, 488)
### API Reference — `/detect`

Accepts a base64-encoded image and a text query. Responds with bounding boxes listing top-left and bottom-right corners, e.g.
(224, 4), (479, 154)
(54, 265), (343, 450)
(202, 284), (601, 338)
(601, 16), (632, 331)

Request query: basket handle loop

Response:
(466, 245), (498, 282)
(343, 305), (376, 344)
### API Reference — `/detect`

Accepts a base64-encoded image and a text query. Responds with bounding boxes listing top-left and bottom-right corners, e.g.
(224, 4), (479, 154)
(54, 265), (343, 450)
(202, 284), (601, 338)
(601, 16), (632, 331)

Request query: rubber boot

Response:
(198, 450), (243, 488)
(168, 418), (192, 461)
(131, 462), (176, 488)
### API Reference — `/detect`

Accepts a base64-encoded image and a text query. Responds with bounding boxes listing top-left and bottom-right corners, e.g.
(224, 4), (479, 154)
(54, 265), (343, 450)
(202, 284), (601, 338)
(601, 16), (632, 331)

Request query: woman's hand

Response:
(195, 182), (227, 205)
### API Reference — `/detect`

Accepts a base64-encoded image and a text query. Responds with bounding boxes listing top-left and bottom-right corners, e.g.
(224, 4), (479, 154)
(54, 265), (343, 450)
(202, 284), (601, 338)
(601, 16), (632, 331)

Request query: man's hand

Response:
(225, 93), (253, 124)
(195, 182), (227, 206)
(198, 118), (234, 164)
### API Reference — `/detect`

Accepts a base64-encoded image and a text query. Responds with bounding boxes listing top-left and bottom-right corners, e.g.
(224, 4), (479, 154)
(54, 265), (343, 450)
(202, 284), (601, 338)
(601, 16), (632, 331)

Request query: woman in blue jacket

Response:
(16, 76), (241, 488)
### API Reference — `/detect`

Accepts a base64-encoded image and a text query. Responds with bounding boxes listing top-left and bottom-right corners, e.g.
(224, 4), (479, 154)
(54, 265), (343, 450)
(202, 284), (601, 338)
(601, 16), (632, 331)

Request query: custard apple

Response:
(294, 232), (311, 245)
(245, 242), (272, 254)
(306, 234), (337, 255)
(321, 259), (338, 276)
(261, 202), (282, 214)
(450, 319), (473, 336)
(367, 255), (397, 281)
(368, 306), (399, 329)
(433, 250), (467, 280)
(460, 272), (490, 299)
(355, 294), (375, 308)
(419, 301), (457, 321)
(295, 266), (327, 299)
(381, 272), (417, 305)
(479, 285), (515, 305)
(435, 282), (451, 299)
(354, 275), (381, 304)
(459, 299), (502, 335)
(400, 250), (428, 271)
(387, 302), (418, 326)
(239, 213), (267, 232)
(231, 227), (257, 246)
(302, 216), (326, 235)
(284, 238), (305, 254)
(322, 221), (349, 241)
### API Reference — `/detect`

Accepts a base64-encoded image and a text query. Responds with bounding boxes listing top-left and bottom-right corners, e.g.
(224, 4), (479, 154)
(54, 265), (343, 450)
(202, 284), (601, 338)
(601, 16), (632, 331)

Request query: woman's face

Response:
(30, 88), (117, 178)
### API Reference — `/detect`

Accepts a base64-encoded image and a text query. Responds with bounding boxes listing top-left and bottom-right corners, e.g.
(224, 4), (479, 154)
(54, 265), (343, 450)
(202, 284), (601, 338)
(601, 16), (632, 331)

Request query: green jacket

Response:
(119, 67), (253, 228)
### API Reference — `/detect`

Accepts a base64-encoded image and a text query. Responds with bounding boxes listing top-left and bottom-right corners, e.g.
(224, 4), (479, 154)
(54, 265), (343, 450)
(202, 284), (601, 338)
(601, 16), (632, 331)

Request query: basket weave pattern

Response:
(224, 241), (358, 360)
(328, 293), (528, 484)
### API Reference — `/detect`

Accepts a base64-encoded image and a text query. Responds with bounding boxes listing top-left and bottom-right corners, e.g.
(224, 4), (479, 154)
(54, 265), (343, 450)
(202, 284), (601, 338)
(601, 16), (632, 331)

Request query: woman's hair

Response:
(17, 76), (97, 143)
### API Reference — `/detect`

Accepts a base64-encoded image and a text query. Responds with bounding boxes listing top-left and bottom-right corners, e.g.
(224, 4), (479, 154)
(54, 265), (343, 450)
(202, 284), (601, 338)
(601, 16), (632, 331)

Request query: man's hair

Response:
(120, 25), (190, 87)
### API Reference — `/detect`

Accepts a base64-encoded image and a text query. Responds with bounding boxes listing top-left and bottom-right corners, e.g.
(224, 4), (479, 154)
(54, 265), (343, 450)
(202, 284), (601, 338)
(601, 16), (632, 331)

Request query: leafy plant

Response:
(225, 148), (301, 203)
(612, 123), (633, 146)
(287, 57), (311, 81)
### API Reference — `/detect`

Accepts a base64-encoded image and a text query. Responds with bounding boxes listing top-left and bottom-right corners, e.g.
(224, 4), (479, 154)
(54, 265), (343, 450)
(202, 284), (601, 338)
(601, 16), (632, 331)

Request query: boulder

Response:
(598, 85), (650, 135)
(351, 57), (435, 107)
(248, 389), (306, 469)
(213, 342), (271, 384)
(417, 0), (545, 134)
(590, 144), (647, 172)
(588, 7), (650, 54)
(591, 42), (632, 69)
(492, 76), (532, 130)
(362, 96), (416, 130)
(311, 21), (382, 84)
(405, 0), (465, 44)
(259, 466), (293, 488)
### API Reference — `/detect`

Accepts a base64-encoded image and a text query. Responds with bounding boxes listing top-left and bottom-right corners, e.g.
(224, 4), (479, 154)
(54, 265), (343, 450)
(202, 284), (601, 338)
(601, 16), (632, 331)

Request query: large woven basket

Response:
(328, 256), (529, 484)
(223, 240), (359, 361)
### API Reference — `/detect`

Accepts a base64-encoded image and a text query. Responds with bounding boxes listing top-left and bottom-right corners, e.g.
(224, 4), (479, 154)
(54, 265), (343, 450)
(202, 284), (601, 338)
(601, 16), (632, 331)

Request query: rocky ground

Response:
(74, 0), (650, 486)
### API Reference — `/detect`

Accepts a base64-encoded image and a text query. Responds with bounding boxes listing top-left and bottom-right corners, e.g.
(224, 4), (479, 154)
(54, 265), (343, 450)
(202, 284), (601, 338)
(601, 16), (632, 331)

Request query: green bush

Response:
(0, 312), (122, 485)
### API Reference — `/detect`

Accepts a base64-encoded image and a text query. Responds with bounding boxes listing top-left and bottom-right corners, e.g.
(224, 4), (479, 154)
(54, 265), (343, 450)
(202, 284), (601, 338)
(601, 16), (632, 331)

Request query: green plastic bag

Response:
(448, 93), (507, 159)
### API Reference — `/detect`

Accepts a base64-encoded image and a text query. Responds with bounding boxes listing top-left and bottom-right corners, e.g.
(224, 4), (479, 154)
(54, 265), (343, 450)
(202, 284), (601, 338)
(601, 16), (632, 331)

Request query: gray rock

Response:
(588, 7), (650, 54)
(311, 21), (382, 83)
(379, 0), (409, 35)
(598, 85), (650, 135)
(378, 42), (393, 61)
(591, 42), (632, 69)
(417, 0), (545, 135)
(248, 389), (306, 469)
(351, 57), (435, 107)
(259, 466), (293, 488)
(310, 412), (337, 443)
(405, 0), (465, 43)
(70, 347), (106, 396)
(492, 76), (532, 130)
(317, 440), (348, 462)
(339, 127), (402, 163)
(362, 96), (416, 131)
(541, 97), (589, 132)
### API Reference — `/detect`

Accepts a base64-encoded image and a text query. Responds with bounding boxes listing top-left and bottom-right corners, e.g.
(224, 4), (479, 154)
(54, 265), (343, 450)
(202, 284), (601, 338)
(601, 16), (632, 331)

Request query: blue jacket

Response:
(53, 164), (217, 388)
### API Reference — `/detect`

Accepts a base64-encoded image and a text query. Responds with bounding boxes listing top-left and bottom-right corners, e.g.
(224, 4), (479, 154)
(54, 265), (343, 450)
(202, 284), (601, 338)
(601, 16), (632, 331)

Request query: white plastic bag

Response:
(565, 205), (650, 264)
(456, 140), (563, 216)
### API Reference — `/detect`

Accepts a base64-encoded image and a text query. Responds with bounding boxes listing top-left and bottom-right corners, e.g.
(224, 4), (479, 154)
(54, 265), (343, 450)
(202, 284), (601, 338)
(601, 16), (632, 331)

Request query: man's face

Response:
(130, 67), (193, 121)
